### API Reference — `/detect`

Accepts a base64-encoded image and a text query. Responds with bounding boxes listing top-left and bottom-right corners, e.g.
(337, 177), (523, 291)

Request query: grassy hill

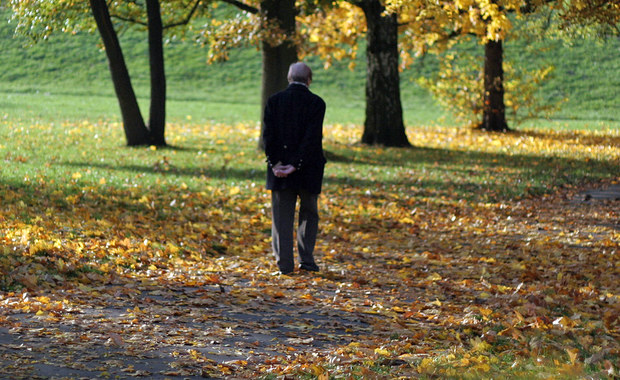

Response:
(1, 9), (618, 129)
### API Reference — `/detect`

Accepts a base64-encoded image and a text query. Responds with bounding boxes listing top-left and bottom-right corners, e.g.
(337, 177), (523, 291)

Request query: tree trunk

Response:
(146, 0), (167, 146)
(89, 0), (150, 146)
(258, 0), (298, 149)
(358, 0), (410, 147)
(480, 40), (509, 131)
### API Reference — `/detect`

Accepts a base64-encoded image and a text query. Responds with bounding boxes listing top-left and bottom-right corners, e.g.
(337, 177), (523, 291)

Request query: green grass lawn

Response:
(1, 9), (618, 129)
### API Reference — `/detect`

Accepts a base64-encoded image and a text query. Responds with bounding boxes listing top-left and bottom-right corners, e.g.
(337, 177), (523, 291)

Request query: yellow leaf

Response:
(375, 348), (390, 356)
(566, 347), (579, 365)
(399, 217), (415, 224)
(166, 243), (180, 255)
(553, 316), (576, 329)
(470, 337), (492, 353)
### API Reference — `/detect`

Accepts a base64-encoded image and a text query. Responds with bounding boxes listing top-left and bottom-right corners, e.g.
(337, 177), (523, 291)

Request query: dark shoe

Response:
(299, 263), (319, 272)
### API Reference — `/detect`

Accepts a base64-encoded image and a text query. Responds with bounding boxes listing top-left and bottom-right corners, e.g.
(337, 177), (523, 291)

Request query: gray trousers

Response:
(271, 189), (319, 273)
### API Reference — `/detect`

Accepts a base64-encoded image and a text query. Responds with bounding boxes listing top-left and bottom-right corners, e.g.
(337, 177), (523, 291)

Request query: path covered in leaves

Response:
(1, 122), (618, 378)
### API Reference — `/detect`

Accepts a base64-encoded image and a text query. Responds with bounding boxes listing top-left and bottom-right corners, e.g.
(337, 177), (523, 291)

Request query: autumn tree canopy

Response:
(556, 0), (620, 32)
(299, 0), (411, 146)
(386, 0), (619, 131)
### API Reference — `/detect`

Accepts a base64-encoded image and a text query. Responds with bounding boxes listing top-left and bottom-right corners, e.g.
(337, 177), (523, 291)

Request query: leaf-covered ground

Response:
(0, 121), (618, 379)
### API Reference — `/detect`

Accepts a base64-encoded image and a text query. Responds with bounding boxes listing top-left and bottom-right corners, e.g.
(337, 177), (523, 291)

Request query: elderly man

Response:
(263, 62), (327, 275)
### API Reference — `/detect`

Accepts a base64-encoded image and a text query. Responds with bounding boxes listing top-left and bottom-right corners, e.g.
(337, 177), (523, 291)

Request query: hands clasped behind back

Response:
(272, 162), (297, 178)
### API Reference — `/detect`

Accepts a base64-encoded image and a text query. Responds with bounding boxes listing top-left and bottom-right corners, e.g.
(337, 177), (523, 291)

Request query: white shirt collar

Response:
(290, 81), (308, 88)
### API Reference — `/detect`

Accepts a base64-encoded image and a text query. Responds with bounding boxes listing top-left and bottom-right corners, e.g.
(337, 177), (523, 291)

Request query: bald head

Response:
(287, 62), (313, 85)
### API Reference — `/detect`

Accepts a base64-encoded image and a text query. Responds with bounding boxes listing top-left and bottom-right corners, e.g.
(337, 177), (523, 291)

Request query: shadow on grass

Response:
(514, 129), (620, 146)
(29, 138), (616, 204)
(60, 161), (265, 181)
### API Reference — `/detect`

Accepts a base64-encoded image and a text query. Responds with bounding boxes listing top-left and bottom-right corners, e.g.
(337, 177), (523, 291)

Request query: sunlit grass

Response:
(1, 118), (618, 204)
(1, 118), (617, 204)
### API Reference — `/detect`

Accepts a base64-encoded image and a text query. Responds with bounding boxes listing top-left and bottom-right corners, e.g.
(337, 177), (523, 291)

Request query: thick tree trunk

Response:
(358, 0), (410, 147)
(480, 40), (509, 131)
(258, 0), (298, 149)
(146, 0), (167, 146)
(89, 0), (150, 146)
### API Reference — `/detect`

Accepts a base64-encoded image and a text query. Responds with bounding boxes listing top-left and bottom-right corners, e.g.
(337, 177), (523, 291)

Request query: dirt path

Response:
(1, 277), (383, 379)
(582, 184), (620, 201)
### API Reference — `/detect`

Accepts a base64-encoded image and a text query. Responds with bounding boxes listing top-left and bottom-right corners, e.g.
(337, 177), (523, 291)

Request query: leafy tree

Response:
(205, 0), (297, 148)
(386, 0), (526, 132)
(301, 0), (517, 132)
(556, 0), (620, 33)
(208, 0), (411, 147)
(8, 0), (204, 146)
(257, 0), (298, 126)
(300, 0), (411, 146)
(355, 0), (410, 146)
(390, 0), (619, 132)
(89, 0), (149, 145)
(418, 49), (559, 127)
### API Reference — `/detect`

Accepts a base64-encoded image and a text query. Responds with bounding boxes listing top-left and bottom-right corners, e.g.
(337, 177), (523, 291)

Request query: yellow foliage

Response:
(297, 2), (364, 66)
(419, 51), (563, 127)
(374, 348), (390, 356)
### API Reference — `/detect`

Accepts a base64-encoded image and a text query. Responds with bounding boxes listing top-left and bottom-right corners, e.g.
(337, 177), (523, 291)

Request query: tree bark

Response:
(480, 39), (509, 131)
(89, 0), (150, 146)
(258, 0), (298, 149)
(146, 0), (167, 146)
(358, 0), (410, 147)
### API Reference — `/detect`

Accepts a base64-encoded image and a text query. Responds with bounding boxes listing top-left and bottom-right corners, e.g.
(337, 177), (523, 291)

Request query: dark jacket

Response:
(263, 83), (326, 194)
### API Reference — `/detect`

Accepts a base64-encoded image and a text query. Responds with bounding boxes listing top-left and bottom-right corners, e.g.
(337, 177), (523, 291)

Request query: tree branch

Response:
(108, 0), (206, 29)
(110, 14), (148, 27)
(163, 0), (203, 29)
(219, 0), (259, 14)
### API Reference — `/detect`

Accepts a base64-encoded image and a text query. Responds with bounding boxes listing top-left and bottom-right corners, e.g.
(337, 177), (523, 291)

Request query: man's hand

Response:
(273, 163), (296, 178)
(278, 165), (296, 176)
